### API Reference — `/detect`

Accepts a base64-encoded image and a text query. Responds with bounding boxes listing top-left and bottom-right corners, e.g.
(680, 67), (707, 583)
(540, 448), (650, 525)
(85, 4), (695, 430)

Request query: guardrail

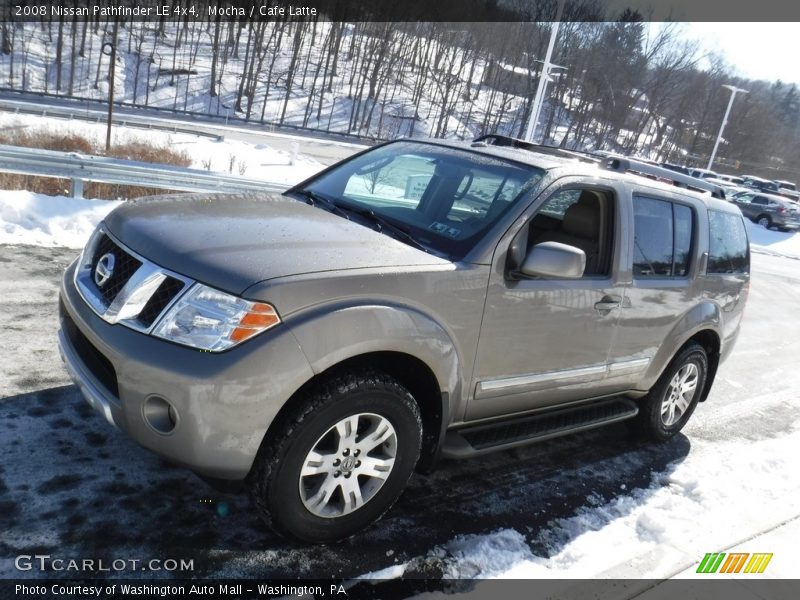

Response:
(0, 144), (287, 198)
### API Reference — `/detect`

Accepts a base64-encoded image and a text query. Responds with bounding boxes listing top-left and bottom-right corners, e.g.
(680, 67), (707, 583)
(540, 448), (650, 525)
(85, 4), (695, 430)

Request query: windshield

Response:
(298, 141), (544, 259)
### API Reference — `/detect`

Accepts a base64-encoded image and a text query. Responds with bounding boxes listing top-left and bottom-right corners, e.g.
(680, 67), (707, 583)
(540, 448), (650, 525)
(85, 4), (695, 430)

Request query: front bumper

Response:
(58, 259), (315, 480)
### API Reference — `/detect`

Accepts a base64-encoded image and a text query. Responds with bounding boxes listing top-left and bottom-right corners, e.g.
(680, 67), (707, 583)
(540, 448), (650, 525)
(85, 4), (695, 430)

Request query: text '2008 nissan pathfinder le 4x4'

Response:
(58, 135), (750, 542)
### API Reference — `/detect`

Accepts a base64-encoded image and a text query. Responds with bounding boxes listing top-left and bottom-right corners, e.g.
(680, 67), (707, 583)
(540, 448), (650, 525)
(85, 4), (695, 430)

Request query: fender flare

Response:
(286, 303), (463, 422)
(641, 301), (723, 390)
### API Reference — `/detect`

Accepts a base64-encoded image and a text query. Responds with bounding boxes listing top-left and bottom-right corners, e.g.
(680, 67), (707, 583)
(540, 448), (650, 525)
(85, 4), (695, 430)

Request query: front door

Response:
(467, 182), (629, 421)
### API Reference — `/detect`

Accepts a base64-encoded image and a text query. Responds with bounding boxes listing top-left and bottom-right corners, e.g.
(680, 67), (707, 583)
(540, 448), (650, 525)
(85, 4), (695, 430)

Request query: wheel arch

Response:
(642, 299), (723, 401)
(646, 327), (720, 403)
(685, 329), (721, 402)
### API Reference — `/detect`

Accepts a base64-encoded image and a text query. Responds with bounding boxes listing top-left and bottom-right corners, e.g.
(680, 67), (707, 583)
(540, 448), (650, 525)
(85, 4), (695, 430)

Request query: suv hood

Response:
(104, 192), (450, 294)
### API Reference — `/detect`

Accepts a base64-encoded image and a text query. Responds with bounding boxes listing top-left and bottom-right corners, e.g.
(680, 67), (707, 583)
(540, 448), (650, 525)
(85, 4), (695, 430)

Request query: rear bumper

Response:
(772, 216), (800, 229)
(58, 259), (315, 480)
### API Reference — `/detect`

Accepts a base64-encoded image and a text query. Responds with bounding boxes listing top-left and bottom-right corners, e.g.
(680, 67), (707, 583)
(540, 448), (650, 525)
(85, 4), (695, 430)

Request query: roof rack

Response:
(601, 156), (726, 199)
(472, 134), (600, 164)
(471, 134), (725, 200)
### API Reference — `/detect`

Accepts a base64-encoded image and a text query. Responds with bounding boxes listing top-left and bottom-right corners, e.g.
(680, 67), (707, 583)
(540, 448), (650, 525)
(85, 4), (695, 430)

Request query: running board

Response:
(442, 398), (638, 458)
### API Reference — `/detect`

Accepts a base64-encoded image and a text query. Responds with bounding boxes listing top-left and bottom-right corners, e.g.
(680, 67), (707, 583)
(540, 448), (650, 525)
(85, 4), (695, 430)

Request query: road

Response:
(0, 246), (798, 583)
(0, 95), (365, 167)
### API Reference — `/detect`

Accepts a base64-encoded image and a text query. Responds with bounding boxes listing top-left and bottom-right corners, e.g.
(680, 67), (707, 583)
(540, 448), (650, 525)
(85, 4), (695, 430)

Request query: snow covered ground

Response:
(0, 111), (332, 247)
(0, 191), (119, 248)
(0, 111), (326, 190)
(747, 220), (800, 259)
(421, 421), (800, 582)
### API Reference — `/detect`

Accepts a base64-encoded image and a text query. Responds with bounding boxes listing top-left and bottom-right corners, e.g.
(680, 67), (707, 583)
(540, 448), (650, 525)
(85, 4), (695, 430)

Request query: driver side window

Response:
(510, 187), (616, 278)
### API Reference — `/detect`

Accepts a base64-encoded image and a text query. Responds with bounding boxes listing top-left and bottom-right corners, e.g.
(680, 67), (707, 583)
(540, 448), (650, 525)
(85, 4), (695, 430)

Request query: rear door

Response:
(607, 192), (704, 389)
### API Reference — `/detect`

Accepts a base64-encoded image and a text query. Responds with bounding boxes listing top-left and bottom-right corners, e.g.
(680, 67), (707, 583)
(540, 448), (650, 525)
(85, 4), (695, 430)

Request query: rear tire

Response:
(248, 370), (422, 543)
(757, 215), (772, 229)
(631, 342), (707, 441)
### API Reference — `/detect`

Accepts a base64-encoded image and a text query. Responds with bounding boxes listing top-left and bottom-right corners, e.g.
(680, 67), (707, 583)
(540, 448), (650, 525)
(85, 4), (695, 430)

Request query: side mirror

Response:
(520, 242), (586, 279)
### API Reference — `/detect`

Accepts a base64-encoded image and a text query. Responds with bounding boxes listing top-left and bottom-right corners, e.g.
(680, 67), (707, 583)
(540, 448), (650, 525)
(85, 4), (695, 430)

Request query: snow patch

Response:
(430, 424), (800, 581)
(441, 529), (537, 579)
(747, 220), (800, 259)
(0, 190), (119, 248)
(359, 563), (407, 580)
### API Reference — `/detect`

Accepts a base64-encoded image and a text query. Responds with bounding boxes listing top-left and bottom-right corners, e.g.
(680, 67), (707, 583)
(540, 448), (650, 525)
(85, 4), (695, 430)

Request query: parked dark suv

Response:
(58, 135), (750, 542)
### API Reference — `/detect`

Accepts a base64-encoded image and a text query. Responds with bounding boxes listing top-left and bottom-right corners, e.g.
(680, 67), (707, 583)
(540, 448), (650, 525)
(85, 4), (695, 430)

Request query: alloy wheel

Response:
(661, 363), (699, 426)
(298, 413), (397, 518)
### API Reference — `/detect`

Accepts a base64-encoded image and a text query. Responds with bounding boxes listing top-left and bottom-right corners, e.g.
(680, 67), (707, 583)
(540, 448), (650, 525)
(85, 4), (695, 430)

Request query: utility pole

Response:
(707, 84), (748, 171)
(524, 0), (566, 143)
(105, 19), (119, 153)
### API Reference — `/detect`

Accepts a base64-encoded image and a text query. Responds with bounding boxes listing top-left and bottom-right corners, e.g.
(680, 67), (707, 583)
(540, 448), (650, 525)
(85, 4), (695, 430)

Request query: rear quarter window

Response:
(708, 211), (749, 274)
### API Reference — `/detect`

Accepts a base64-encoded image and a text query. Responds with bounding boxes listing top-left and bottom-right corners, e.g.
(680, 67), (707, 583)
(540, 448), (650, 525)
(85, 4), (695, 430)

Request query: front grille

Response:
(62, 308), (119, 399)
(75, 228), (194, 333)
(91, 234), (142, 305)
(137, 276), (185, 327)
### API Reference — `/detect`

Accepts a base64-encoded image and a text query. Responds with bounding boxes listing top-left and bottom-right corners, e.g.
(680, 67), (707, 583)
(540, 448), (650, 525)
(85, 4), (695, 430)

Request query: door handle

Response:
(595, 295), (622, 312)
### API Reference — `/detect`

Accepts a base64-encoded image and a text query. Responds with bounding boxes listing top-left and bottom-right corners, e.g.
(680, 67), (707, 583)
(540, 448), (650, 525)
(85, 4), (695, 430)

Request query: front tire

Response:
(249, 370), (422, 543)
(631, 342), (708, 441)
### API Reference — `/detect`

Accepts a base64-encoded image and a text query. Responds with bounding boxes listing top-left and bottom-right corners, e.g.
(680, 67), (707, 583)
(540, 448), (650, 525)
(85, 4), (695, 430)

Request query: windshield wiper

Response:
(336, 203), (433, 254)
(291, 190), (434, 254)
(291, 189), (352, 220)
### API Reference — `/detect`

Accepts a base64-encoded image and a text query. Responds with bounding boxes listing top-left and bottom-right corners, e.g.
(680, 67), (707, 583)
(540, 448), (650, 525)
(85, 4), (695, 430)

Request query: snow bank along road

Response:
(0, 244), (798, 581)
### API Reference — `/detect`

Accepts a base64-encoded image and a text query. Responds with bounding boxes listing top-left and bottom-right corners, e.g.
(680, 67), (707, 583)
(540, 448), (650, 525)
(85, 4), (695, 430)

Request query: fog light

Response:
(143, 395), (178, 434)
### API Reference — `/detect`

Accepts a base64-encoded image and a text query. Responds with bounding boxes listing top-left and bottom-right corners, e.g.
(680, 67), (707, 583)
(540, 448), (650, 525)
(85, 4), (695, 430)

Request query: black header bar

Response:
(2, 0), (800, 23)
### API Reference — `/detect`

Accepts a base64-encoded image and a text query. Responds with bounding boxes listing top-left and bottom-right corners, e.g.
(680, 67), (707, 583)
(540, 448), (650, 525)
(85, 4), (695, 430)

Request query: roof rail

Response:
(472, 135), (725, 200)
(601, 155), (726, 200)
(472, 134), (600, 164)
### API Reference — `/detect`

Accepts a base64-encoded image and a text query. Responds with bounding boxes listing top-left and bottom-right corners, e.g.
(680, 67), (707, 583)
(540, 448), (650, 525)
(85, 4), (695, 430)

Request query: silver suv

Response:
(731, 191), (800, 231)
(58, 136), (750, 542)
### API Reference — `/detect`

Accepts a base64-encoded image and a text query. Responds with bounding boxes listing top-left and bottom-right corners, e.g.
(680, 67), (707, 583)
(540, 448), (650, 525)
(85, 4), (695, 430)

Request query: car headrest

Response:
(562, 192), (600, 239)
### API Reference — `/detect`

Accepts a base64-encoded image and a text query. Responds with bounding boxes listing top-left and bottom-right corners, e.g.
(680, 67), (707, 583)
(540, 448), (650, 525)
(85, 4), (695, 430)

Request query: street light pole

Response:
(707, 84), (748, 171)
(105, 19), (119, 153)
(524, 0), (566, 143)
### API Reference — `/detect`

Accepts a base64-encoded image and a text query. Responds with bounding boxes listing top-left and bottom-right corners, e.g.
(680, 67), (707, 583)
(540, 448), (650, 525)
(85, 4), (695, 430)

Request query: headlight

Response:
(152, 284), (280, 352)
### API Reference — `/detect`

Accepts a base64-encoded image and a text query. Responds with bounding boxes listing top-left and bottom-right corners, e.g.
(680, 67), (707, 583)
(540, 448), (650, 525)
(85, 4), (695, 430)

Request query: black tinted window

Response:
(633, 198), (673, 277)
(673, 204), (693, 276)
(633, 197), (694, 278)
(708, 211), (749, 274)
